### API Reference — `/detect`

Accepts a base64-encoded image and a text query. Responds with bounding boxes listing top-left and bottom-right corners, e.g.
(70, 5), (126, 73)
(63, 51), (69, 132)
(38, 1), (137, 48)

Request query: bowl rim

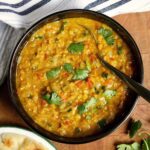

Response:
(8, 9), (144, 144)
(0, 125), (57, 150)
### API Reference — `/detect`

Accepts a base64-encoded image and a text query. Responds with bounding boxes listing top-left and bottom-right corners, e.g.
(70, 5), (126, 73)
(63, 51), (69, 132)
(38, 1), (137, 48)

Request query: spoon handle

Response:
(99, 56), (150, 103)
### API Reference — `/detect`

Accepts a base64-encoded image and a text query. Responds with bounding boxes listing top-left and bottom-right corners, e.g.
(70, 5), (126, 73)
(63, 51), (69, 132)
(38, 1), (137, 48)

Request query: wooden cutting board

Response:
(0, 12), (150, 150)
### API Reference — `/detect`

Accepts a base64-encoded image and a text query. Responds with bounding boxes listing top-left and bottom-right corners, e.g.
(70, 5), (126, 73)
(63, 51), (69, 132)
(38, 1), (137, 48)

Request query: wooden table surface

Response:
(0, 12), (150, 150)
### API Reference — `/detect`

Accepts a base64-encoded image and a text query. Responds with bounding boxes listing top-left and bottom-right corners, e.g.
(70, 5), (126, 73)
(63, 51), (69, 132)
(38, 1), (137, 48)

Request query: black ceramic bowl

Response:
(8, 9), (143, 144)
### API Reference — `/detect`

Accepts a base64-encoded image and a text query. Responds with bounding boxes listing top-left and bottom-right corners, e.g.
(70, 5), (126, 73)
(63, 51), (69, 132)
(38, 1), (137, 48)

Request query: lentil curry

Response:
(16, 18), (133, 137)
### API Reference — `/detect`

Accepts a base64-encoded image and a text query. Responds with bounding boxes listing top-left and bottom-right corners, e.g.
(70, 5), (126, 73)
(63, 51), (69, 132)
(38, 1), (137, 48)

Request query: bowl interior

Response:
(8, 9), (143, 144)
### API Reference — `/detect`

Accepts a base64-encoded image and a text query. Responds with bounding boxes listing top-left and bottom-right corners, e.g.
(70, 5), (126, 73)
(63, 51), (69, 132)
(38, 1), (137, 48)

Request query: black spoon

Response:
(97, 54), (150, 103)
(78, 24), (150, 103)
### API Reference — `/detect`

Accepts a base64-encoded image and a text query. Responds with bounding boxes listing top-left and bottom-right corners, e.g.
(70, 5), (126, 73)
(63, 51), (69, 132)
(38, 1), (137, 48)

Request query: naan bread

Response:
(0, 133), (47, 150)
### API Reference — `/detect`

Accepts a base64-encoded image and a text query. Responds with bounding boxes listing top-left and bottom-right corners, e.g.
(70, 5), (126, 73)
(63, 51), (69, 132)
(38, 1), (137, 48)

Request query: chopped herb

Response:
(98, 27), (115, 45)
(77, 105), (86, 114)
(82, 30), (89, 36)
(117, 46), (123, 55)
(42, 93), (50, 101)
(106, 36), (115, 45)
(42, 92), (61, 105)
(77, 97), (97, 114)
(73, 69), (89, 80)
(27, 94), (33, 99)
(129, 120), (142, 138)
(46, 67), (61, 79)
(63, 63), (73, 73)
(35, 35), (43, 39)
(97, 119), (106, 128)
(104, 89), (116, 99)
(68, 42), (84, 54)
(85, 97), (97, 108)
(117, 142), (140, 150)
(67, 108), (72, 112)
(94, 87), (100, 94)
(101, 72), (108, 78)
(74, 127), (81, 133)
(85, 58), (91, 71)
(56, 21), (67, 34)
(98, 28), (113, 38)
(101, 86), (106, 92)
(86, 115), (91, 120)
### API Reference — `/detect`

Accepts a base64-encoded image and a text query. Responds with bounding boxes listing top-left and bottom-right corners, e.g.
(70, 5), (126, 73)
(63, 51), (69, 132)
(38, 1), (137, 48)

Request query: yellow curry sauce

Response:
(16, 18), (133, 137)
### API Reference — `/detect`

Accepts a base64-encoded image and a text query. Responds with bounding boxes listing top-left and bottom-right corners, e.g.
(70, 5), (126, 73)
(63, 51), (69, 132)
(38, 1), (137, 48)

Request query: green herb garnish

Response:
(97, 119), (106, 128)
(63, 63), (73, 73)
(86, 115), (91, 120)
(46, 67), (61, 79)
(77, 105), (86, 114)
(104, 89), (116, 99)
(85, 58), (91, 71)
(77, 97), (97, 114)
(35, 35), (43, 39)
(105, 36), (115, 45)
(117, 46), (123, 55)
(142, 138), (150, 150)
(68, 42), (84, 54)
(98, 27), (115, 45)
(73, 68), (89, 80)
(129, 120), (142, 138)
(42, 92), (61, 105)
(56, 21), (67, 34)
(101, 72), (108, 78)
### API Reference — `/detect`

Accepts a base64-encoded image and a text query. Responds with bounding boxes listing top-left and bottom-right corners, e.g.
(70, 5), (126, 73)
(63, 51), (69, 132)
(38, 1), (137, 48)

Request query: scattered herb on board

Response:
(116, 119), (150, 150)
(46, 67), (61, 79)
(68, 42), (84, 54)
(42, 92), (61, 105)
(117, 142), (140, 150)
(129, 120), (142, 138)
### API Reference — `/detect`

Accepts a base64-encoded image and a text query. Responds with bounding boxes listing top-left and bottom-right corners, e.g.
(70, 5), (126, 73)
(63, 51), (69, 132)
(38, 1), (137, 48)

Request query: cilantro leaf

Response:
(63, 63), (73, 73)
(104, 89), (116, 99)
(105, 36), (115, 45)
(73, 69), (89, 80)
(68, 42), (84, 54)
(42, 92), (61, 105)
(129, 120), (142, 138)
(77, 105), (86, 114)
(97, 119), (106, 128)
(117, 46), (123, 55)
(98, 28), (112, 38)
(98, 27), (115, 45)
(85, 97), (97, 108)
(77, 97), (97, 114)
(117, 142), (140, 150)
(46, 67), (61, 79)
(142, 138), (150, 150)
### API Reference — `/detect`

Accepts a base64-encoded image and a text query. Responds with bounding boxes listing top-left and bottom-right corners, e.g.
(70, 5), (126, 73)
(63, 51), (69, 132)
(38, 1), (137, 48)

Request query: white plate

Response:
(0, 126), (56, 150)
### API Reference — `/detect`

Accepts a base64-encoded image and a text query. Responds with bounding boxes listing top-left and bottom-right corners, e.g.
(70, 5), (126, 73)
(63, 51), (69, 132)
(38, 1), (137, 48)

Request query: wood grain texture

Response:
(0, 12), (150, 150)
